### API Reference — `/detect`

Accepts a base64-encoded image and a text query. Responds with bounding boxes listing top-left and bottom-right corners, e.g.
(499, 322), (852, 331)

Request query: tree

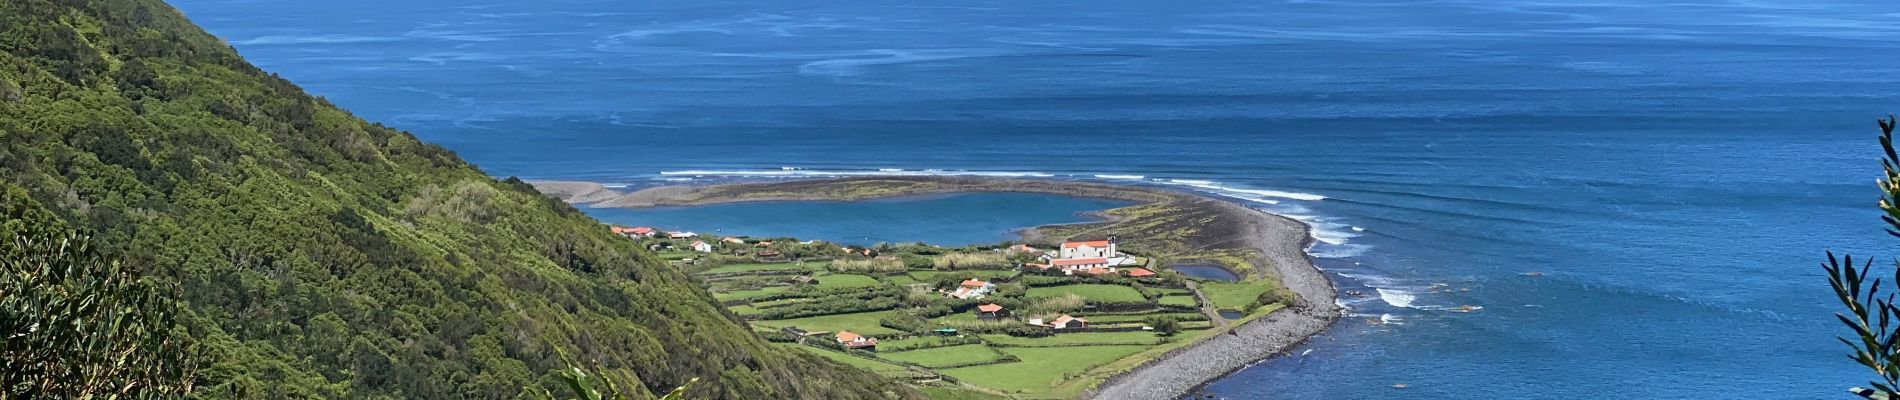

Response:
(1829, 116), (1900, 399)
(1146, 315), (1181, 336)
(544, 351), (695, 400)
(1, 228), (199, 398)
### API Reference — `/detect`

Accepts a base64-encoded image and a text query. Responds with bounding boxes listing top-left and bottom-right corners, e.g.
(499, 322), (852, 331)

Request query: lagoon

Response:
(582, 192), (1129, 246)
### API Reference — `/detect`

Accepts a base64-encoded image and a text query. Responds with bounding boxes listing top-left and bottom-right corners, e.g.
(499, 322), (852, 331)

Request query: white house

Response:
(667, 231), (698, 239)
(835, 331), (878, 350)
(1059, 239), (1117, 259)
(949, 279), (996, 300)
(1028, 314), (1088, 330)
(690, 240), (714, 253)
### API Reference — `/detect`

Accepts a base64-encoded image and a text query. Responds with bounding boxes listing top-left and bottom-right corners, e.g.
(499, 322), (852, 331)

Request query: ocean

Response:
(171, 0), (1900, 397)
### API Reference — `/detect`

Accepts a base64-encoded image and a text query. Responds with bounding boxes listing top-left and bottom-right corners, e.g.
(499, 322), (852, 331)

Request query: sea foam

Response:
(658, 169), (1057, 178)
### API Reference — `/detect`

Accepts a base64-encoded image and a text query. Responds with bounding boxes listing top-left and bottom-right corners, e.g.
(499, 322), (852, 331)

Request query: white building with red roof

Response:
(1059, 239), (1116, 259)
(835, 331), (878, 349)
(1029, 314), (1089, 330)
(974, 303), (1008, 319)
(949, 279), (996, 299)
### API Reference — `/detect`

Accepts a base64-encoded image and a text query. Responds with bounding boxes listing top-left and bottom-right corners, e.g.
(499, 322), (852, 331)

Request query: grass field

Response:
(917, 386), (1012, 400)
(750, 311), (900, 336)
(1026, 284), (1147, 303)
(1158, 295), (1198, 307)
(1199, 281), (1275, 310)
(1081, 312), (1203, 323)
(939, 345), (1149, 395)
(979, 331), (1166, 347)
(727, 304), (761, 315)
(779, 344), (913, 374)
(699, 262), (817, 274)
(878, 344), (1009, 368)
(814, 273), (881, 289)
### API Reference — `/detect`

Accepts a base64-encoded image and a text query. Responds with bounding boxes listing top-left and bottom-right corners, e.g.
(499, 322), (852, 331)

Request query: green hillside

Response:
(0, 1), (914, 398)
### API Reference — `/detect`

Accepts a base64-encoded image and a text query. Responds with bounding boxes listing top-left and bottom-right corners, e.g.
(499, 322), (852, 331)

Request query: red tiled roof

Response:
(631, 227), (654, 234)
(977, 304), (1003, 313)
(960, 279), (990, 287)
(1051, 258), (1109, 267)
(836, 331), (864, 342)
(1061, 240), (1111, 248)
(1052, 315), (1086, 326)
(1082, 267), (1114, 275)
(1126, 268), (1157, 277)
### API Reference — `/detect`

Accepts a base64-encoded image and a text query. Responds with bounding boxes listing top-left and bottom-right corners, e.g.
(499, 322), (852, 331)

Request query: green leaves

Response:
(1831, 116), (1900, 399)
(0, 228), (198, 399)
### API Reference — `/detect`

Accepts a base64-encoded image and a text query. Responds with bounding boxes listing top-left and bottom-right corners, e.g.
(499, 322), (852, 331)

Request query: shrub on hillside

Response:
(933, 253), (1009, 270)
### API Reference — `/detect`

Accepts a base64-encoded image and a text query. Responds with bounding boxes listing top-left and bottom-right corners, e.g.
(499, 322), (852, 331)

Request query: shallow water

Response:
(173, 0), (1900, 397)
(583, 192), (1128, 246)
(1172, 264), (1242, 282)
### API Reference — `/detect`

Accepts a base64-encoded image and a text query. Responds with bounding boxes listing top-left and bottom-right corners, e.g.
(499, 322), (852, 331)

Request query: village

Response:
(607, 223), (1288, 399)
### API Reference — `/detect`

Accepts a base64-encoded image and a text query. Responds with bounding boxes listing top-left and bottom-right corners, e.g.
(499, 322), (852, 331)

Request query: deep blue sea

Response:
(173, 0), (1900, 397)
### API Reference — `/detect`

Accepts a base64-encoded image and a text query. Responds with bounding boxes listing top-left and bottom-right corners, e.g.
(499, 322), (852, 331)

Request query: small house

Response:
(949, 279), (995, 300)
(667, 231), (698, 239)
(690, 240), (714, 253)
(721, 237), (746, 244)
(835, 331), (878, 350)
(974, 303), (1008, 319)
(1125, 268), (1157, 278)
(1049, 315), (1088, 330)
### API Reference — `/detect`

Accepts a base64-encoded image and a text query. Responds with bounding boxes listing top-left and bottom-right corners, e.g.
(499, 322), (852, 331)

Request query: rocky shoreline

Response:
(528, 176), (1342, 400)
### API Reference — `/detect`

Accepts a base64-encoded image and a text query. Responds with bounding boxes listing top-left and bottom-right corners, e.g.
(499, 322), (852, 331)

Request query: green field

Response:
(728, 304), (761, 315)
(979, 331), (1167, 347)
(878, 344), (1009, 368)
(939, 345), (1149, 394)
(917, 386), (1012, 400)
(779, 344), (913, 374)
(1158, 295), (1198, 307)
(1199, 281), (1275, 310)
(1080, 312), (1203, 323)
(700, 262), (817, 274)
(750, 311), (900, 336)
(814, 273), (881, 289)
(1026, 284), (1147, 303)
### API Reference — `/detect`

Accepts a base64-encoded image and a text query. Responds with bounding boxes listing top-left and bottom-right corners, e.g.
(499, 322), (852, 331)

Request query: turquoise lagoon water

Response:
(582, 193), (1129, 246)
(173, 0), (1900, 397)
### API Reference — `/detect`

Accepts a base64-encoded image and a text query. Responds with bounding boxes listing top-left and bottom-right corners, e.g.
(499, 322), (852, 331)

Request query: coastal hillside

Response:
(0, 1), (914, 398)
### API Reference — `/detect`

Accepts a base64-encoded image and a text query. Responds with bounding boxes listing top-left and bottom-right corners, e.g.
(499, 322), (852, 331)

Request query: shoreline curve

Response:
(528, 176), (1343, 400)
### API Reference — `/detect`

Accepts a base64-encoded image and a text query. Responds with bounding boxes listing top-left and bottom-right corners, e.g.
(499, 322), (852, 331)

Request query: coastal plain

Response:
(534, 176), (1342, 399)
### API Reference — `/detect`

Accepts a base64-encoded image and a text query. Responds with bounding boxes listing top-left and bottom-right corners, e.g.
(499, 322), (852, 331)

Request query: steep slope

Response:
(0, 1), (914, 398)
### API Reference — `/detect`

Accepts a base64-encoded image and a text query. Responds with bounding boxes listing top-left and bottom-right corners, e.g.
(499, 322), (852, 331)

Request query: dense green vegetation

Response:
(1, 221), (196, 399)
(0, 1), (914, 398)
